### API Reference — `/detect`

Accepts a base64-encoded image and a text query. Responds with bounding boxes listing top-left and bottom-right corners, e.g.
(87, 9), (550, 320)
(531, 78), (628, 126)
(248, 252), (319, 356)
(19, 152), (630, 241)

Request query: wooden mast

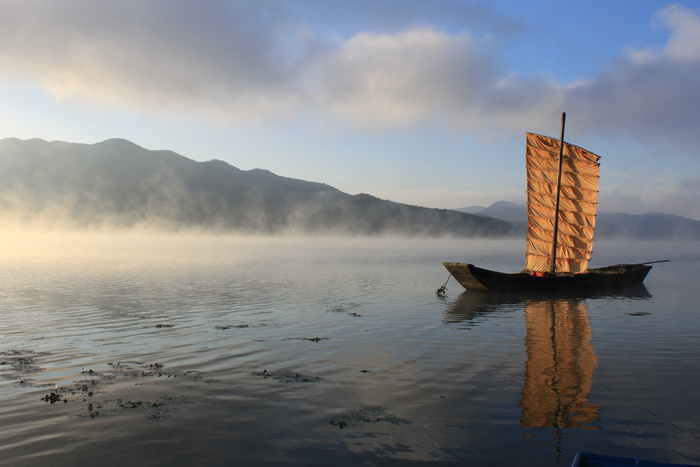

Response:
(549, 112), (566, 273)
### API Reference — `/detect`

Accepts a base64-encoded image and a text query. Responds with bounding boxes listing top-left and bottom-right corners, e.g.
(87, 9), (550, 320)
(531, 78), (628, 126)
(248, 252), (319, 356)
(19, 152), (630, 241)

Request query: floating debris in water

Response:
(118, 399), (145, 409)
(41, 392), (65, 404)
(74, 394), (198, 420)
(284, 337), (329, 343)
(328, 419), (347, 428)
(628, 312), (652, 316)
(105, 361), (217, 383)
(215, 323), (268, 330)
(0, 350), (48, 379)
(251, 369), (322, 384)
(18, 358), (220, 421)
(154, 324), (174, 328)
(85, 402), (103, 418)
(108, 361), (165, 378)
(325, 301), (364, 317)
(327, 405), (406, 429)
(144, 395), (197, 420)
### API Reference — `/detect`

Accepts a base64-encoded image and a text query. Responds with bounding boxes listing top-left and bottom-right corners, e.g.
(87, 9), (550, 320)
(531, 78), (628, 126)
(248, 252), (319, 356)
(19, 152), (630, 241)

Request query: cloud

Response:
(0, 0), (548, 128)
(1, 1), (699, 152)
(0, 0), (315, 120)
(656, 4), (700, 61)
(313, 3), (700, 145)
(313, 29), (496, 129)
(564, 4), (700, 151)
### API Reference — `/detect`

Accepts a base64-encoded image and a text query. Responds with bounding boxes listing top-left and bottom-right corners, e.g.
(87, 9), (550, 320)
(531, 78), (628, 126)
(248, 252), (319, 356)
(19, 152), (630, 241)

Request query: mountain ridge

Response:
(1, 137), (697, 239)
(0, 137), (517, 237)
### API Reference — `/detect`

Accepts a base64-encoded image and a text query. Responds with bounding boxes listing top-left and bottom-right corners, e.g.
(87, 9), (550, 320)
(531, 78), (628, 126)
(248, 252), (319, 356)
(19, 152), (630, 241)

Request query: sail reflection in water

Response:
(520, 299), (600, 429)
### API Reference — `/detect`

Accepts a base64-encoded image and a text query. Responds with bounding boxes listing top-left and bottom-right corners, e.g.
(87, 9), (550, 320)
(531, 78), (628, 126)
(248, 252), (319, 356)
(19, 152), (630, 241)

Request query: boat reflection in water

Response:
(444, 286), (651, 429)
(442, 291), (522, 328)
(520, 298), (600, 429)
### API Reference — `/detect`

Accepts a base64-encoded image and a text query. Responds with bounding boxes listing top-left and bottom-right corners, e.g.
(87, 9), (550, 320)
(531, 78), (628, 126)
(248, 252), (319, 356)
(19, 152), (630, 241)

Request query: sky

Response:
(1, 0), (699, 219)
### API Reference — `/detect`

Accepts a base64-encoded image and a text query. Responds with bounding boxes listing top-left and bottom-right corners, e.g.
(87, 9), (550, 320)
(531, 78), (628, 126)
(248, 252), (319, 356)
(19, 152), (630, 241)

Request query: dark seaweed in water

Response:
(106, 361), (218, 383)
(327, 405), (408, 429)
(214, 323), (268, 330)
(113, 395), (198, 420)
(14, 358), (219, 420)
(285, 337), (329, 342)
(251, 369), (322, 383)
(325, 301), (364, 317)
(41, 392), (64, 404)
(0, 350), (48, 380)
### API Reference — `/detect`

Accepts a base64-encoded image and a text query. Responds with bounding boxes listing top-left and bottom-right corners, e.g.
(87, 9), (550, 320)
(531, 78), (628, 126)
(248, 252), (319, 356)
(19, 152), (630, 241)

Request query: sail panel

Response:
(524, 253), (588, 273)
(527, 191), (597, 217)
(525, 249), (589, 273)
(528, 212), (556, 233)
(525, 253), (551, 272)
(526, 237), (553, 259)
(529, 221), (594, 240)
(525, 132), (600, 273)
(554, 258), (587, 273)
(527, 153), (600, 177)
(527, 163), (599, 190)
(527, 132), (600, 164)
(526, 232), (593, 259)
(527, 181), (596, 204)
(528, 204), (597, 230)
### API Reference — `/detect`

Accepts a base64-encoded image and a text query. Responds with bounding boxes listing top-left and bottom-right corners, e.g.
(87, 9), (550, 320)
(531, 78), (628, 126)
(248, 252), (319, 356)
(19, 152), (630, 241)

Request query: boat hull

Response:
(442, 262), (652, 293)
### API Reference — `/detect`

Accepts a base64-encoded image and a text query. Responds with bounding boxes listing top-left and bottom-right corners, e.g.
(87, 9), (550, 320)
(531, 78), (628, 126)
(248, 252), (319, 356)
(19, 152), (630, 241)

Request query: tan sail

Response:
(525, 132), (600, 273)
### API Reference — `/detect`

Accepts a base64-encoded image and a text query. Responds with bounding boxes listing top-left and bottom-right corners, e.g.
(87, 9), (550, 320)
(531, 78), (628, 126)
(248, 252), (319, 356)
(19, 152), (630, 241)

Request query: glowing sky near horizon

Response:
(1, 0), (699, 219)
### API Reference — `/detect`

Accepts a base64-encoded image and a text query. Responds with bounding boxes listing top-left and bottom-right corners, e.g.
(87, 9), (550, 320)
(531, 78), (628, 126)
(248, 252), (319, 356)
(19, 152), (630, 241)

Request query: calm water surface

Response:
(1, 234), (699, 466)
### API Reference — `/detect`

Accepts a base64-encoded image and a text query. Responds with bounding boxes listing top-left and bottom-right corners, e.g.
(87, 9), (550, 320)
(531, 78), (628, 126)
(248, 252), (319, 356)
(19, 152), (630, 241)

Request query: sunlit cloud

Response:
(1, 1), (698, 151)
(314, 29), (493, 129)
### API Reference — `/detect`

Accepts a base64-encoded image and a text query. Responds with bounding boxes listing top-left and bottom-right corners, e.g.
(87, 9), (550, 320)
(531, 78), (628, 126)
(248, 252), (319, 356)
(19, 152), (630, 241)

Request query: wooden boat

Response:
(442, 113), (665, 293)
(442, 261), (656, 293)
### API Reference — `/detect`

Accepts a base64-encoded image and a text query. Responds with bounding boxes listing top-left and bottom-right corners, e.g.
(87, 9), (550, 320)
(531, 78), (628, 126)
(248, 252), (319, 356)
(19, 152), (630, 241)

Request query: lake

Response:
(1, 233), (699, 466)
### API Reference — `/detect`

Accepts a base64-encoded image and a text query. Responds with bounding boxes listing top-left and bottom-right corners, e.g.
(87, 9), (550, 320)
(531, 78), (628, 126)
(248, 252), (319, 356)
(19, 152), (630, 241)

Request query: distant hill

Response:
(596, 212), (700, 240)
(456, 205), (487, 215)
(0, 138), (518, 237)
(458, 201), (525, 222)
(3, 137), (697, 239)
(462, 201), (700, 240)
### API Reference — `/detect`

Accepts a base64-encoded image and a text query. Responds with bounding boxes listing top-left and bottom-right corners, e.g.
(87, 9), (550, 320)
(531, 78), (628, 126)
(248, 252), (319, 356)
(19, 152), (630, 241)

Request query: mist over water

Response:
(1, 231), (699, 466)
